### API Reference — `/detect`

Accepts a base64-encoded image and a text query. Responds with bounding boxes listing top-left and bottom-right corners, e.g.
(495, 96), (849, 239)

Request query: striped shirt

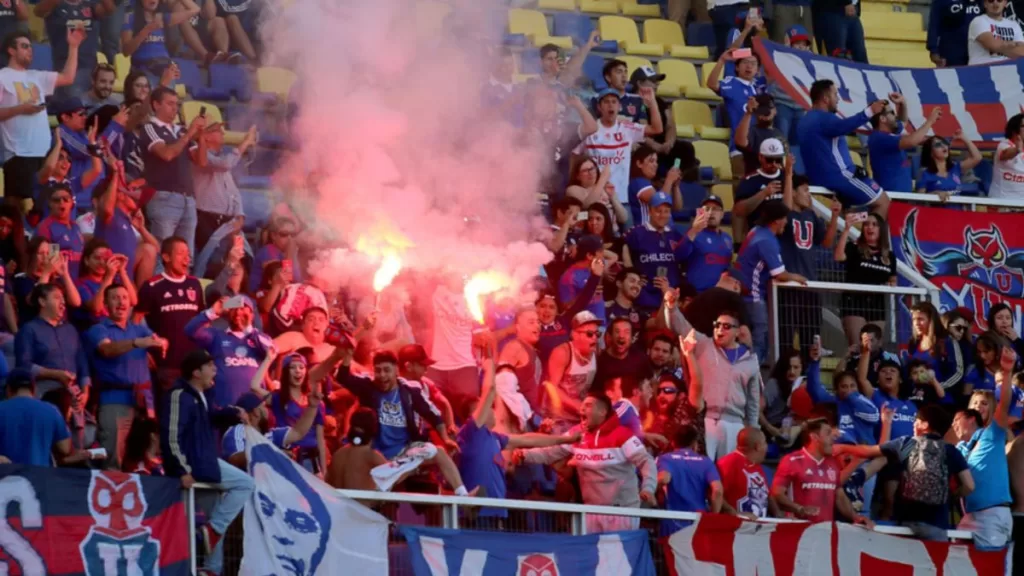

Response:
(139, 117), (194, 195)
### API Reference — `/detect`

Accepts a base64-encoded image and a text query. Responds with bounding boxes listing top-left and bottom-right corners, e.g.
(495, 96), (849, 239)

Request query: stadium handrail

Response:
(186, 481), (973, 572)
(810, 186), (1024, 209)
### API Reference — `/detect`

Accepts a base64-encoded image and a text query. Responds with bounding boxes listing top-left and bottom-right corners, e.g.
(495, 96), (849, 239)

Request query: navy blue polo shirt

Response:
(85, 318), (154, 405)
(139, 118), (194, 196)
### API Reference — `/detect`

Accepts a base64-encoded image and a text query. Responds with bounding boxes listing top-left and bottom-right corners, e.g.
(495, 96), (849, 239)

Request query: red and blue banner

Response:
(890, 201), (1024, 334)
(0, 465), (189, 575)
(754, 38), (1024, 148)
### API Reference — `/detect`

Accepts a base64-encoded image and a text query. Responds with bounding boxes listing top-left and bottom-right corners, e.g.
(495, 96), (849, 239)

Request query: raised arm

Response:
(956, 130), (983, 172)
(282, 392), (324, 447)
(897, 103), (941, 150)
(803, 355), (836, 404)
(683, 331), (704, 412)
(559, 31), (600, 88)
(55, 27), (85, 88)
(473, 359), (498, 429)
(734, 96), (755, 150)
(640, 88), (663, 137)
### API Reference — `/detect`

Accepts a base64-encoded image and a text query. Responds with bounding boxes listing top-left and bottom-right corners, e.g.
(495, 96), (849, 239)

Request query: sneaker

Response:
(199, 524), (223, 556)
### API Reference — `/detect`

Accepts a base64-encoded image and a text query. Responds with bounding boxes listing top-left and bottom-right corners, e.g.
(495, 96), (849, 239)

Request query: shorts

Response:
(959, 506), (1012, 550)
(824, 173), (883, 208)
(370, 442), (438, 492)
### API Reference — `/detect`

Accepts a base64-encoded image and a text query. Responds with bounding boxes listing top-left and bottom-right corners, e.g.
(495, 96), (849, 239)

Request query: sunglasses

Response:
(950, 324), (969, 332)
(576, 330), (599, 338)
(765, 157), (784, 165)
(658, 386), (679, 395)
(986, 0), (1004, 4)
(713, 321), (738, 330)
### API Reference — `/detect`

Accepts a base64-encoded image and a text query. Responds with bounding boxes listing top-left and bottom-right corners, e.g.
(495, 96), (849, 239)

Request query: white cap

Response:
(759, 138), (785, 157)
(572, 310), (602, 329)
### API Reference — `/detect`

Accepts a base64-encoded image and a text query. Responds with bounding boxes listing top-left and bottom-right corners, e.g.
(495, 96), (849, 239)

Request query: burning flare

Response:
(464, 271), (509, 324)
(372, 253), (402, 292)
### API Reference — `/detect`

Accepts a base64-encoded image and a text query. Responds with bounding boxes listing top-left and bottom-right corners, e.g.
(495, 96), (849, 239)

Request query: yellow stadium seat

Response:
(693, 140), (732, 180)
(415, 1), (452, 39)
(539, 0), (576, 8)
(617, 55), (654, 77)
(619, 0), (660, 17)
(512, 73), (538, 83)
(701, 61), (716, 85)
(97, 53), (107, 65)
(862, 1), (909, 12)
(711, 184), (734, 211)
(643, 19), (709, 60)
(113, 54), (130, 93)
(27, 13), (45, 42)
(508, 9), (574, 49)
(671, 100), (696, 137)
(672, 100), (730, 140)
(657, 59), (719, 101)
(181, 101), (247, 145)
(257, 66), (297, 100)
(846, 135), (862, 151)
(580, 0), (620, 14)
(851, 151), (864, 168)
(861, 10), (922, 34)
(599, 16), (664, 56)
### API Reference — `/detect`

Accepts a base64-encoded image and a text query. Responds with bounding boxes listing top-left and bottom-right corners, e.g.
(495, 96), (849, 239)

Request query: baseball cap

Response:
(398, 344), (435, 367)
(52, 97), (85, 117)
(649, 191), (673, 208)
(575, 234), (603, 256)
(786, 25), (811, 45)
(572, 310), (602, 329)
(595, 87), (621, 103)
(878, 358), (901, 372)
(701, 194), (724, 208)
(629, 65), (666, 86)
(759, 138), (785, 158)
(753, 93), (775, 116)
(236, 391), (268, 413)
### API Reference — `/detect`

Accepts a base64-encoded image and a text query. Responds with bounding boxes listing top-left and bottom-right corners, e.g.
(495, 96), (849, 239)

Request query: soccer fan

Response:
(717, 427), (777, 518)
(37, 120), (103, 217)
(496, 307), (546, 412)
(803, 343), (880, 446)
(222, 389), (324, 470)
(0, 2), (27, 67)
(35, 182), (85, 278)
(591, 58), (647, 123)
(666, 295), (759, 461)
(836, 404), (973, 541)
(250, 216), (301, 293)
(596, 317), (649, 384)
(868, 94), (941, 194)
(623, 192), (682, 314)
(398, 344), (457, 437)
(729, 201), (808, 364)
(964, 332), (1004, 394)
(87, 284), (168, 468)
(927, 0), (982, 67)
(627, 144), (682, 227)
(334, 346), (457, 460)
(841, 322), (901, 392)
(735, 94), (786, 177)
(906, 301), (965, 405)
(140, 87), (206, 256)
(855, 342), (915, 441)
(771, 418), (871, 525)
(990, 113), (1024, 202)
(951, 349), (1016, 549)
(94, 161), (159, 286)
(191, 123), (257, 255)
(579, 86), (662, 207)
(545, 310), (601, 433)
(565, 157), (628, 231)
(967, 0), (1024, 65)
(515, 391), (657, 533)
(12, 237), (82, 323)
(0, 368), (103, 466)
(535, 259), (600, 365)
(733, 138), (788, 229)
(706, 47), (764, 179)
(160, 349), (253, 576)
(603, 374), (646, 438)
(15, 281), (90, 407)
(657, 423), (723, 534)
(558, 234), (606, 326)
(82, 63), (123, 111)
(916, 133), (983, 198)
(605, 267), (647, 336)
(543, 196), (582, 282)
(36, 0), (112, 96)
(0, 27), (86, 211)
(270, 352), (332, 474)
(989, 303), (1024, 366)
(798, 80), (887, 215)
(675, 195), (732, 294)
(425, 279), (485, 413)
(185, 294), (274, 410)
(647, 331), (682, 384)
(833, 212), (897, 348)
(53, 96), (126, 206)
(777, 176), (838, 356)
(134, 236), (205, 395)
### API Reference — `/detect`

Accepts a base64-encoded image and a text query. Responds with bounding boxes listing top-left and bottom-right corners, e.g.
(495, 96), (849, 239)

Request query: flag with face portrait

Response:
(241, 427), (389, 576)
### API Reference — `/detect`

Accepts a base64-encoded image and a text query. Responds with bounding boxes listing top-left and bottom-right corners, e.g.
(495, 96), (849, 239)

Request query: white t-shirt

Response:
(968, 15), (1024, 65)
(429, 285), (477, 371)
(990, 139), (1024, 199)
(0, 68), (57, 159)
(578, 119), (646, 203)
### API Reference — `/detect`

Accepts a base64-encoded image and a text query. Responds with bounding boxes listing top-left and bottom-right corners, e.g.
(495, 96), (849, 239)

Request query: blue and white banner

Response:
(242, 427), (390, 575)
(400, 526), (656, 576)
(754, 38), (1022, 147)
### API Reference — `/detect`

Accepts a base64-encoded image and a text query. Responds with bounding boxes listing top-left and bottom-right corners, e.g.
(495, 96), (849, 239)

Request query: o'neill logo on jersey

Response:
(572, 447), (625, 466)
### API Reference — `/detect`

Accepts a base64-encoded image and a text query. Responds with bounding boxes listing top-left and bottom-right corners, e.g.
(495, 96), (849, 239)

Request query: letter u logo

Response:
(793, 221), (813, 249)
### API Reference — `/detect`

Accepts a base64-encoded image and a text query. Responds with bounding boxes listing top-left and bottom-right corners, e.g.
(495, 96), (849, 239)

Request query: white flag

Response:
(241, 427), (390, 576)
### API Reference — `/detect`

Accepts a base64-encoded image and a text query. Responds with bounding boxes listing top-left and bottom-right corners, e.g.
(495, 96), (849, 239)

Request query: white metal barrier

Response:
(187, 482), (974, 572)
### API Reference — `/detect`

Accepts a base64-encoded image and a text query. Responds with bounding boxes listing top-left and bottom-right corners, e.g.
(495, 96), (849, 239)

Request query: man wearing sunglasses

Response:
(544, 311), (600, 434)
(53, 95), (125, 209)
(968, 0), (1024, 65)
(867, 92), (941, 195)
(735, 94), (785, 177)
(733, 138), (789, 237)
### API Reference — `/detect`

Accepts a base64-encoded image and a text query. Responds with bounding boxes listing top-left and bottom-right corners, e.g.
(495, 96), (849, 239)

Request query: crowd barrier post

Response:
(187, 486), (198, 576)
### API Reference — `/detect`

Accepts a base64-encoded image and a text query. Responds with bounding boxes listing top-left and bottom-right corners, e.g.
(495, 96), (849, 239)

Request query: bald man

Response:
(716, 427), (779, 519)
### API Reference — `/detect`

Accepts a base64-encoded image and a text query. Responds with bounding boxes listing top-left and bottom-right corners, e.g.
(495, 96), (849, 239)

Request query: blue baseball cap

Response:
(52, 97), (85, 117)
(595, 88), (621, 102)
(649, 191), (673, 208)
(786, 25), (811, 45)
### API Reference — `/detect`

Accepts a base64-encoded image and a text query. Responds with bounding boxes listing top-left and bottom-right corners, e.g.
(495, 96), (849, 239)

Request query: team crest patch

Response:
(518, 552), (558, 576)
(79, 471), (160, 575)
(186, 288), (196, 302)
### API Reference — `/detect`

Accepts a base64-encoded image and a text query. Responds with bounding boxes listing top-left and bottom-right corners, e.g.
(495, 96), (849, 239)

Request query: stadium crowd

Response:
(0, 1), (1023, 576)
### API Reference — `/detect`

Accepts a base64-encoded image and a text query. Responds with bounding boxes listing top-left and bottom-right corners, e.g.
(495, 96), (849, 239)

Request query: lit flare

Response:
(463, 271), (508, 324)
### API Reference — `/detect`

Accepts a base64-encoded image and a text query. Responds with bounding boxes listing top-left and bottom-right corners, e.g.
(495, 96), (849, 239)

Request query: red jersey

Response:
(772, 448), (842, 523)
(716, 451), (770, 518)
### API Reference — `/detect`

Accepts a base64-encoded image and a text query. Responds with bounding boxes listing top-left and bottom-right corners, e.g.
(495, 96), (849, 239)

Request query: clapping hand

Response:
(1001, 346), (1018, 372)
(67, 25), (86, 48)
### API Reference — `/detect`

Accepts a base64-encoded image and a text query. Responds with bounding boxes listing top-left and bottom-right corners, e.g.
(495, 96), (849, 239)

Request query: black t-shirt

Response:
(843, 243), (896, 285)
(682, 287), (750, 337)
(595, 346), (651, 387)
(135, 274), (205, 368)
(779, 209), (825, 281)
(739, 125), (785, 176)
(735, 170), (784, 226)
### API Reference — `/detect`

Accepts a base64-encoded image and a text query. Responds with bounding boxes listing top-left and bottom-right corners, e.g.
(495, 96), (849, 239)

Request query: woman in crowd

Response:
(121, 417), (164, 475)
(73, 239), (135, 330)
(906, 301), (965, 405)
(987, 302), (1024, 368)
(583, 202), (623, 287)
(943, 307), (975, 369)
(565, 157), (627, 230)
(990, 113), (1024, 201)
(271, 353), (329, 475)
(627, 144), (681, 227)
(965, 331), (1008, 396)
(12, 237), (82, 323)
(834, 212), (897, 347)
(916, 132), (982, 201)
(761, 348), (799, 445)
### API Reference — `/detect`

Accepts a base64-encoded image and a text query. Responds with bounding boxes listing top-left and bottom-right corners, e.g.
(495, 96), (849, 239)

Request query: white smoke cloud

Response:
(259, 0), (554, 298)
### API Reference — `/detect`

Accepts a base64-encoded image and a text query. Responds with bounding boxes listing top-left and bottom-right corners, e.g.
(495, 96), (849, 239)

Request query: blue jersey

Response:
(36, 217), (84, 279)
(805, 359), (880, 445)
(717, 76), (762, 152)
(734, 170), (784, 226)
(997, 383), (1024, 419)
(676, 229), (733, 292)
(965, 367), (996, 391)
(870, 389), (917, 440)
(904, 338), (964, 406)
(270, 395), (325, 449)
(627, 177), (655, 226)
(625, 223), (683, 310)
(613, 399), (643, 436)
(222, 423), (291, 456)
(657, 448), (720, 535)
(798, 108), (871, 186)
(730, 226), (785, 303)
(868, 125), (912, 193)
(558, 261), (604, 324)
(958, 424), (1011, 512)
(94, 206), (138, 274)
(456, 417), (510, 518)
(123, 11), (170, 63)
(184, 311), (273, 408)
(917, 163), (962, 193)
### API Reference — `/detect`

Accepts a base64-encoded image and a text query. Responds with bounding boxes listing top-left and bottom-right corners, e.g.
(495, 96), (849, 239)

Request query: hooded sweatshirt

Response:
(669, 307), (761, 426)
(522, 413), (656, 508)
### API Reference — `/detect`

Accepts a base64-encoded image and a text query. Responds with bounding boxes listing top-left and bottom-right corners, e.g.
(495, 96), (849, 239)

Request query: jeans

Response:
(200, 460), (255, 572)
(815, 12), (868, 63)
(709, 3), (749, 59)
(774, 103), (805, 147)
(99, 1), (126, 64)
(146, 190), (197, 270)
(97, 403), (135, 470)
(746, 298), (769, 366)
(193, 218), (253, 278)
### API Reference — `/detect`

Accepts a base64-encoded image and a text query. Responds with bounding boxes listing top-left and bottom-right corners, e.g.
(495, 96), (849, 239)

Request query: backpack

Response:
(899, 436), (948, 506)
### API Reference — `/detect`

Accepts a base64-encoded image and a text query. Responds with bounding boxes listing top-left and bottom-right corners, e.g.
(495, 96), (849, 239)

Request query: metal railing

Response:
(187, 482), (974, 574)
